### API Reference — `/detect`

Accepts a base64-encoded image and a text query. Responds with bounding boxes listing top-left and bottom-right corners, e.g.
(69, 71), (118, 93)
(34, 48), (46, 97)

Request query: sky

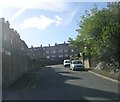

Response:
(0, 0), (117, 48)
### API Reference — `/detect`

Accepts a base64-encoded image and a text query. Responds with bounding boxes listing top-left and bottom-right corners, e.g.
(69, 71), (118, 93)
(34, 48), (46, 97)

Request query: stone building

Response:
(0, 18), (29, 88)
(28, 42), (79, 64)
(28, 46), (43, 59)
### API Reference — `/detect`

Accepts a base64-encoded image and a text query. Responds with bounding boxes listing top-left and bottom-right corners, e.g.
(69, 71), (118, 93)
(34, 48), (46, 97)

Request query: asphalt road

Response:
(3, 65), (119, 101)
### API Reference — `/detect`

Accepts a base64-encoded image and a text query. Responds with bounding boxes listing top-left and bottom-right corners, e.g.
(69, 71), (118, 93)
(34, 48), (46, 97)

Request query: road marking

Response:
(26, 74), (36, 89)
(26, 70), (41, 89)
(88, 71), (120, 84)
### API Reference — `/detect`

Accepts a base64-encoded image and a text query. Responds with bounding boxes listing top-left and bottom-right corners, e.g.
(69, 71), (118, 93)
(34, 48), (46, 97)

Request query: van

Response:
(63, 59), (71, 67)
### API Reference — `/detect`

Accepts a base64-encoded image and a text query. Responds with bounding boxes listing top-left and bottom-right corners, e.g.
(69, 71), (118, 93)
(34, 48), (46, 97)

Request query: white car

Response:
(70, 60), (84, 71)
(63, 59), (71, 67)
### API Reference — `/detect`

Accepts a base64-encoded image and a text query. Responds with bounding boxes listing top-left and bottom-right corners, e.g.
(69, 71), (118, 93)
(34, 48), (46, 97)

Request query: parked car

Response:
(63, 59), (71, 67)
(70, 60), (84, 71)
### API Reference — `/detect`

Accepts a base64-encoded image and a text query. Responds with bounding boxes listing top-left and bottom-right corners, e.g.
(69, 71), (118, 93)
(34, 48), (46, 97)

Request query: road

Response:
(3, 65), (119, 101)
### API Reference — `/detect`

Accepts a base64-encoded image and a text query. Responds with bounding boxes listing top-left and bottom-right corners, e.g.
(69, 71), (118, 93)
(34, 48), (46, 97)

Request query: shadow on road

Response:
(2, 66), (119, 101)
(72, 68), (92, 71)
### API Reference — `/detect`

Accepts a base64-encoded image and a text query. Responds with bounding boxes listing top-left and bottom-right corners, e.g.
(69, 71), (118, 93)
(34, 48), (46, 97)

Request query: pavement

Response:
(88, 70), (119, 84)
(2, 70), (38, 99)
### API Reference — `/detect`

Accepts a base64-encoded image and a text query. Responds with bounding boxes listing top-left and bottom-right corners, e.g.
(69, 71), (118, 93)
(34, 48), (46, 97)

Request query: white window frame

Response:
(58, 55), (63, 58)
(65, 54), (68, 57)
(46, 56), (50, 59)
(52, 55), (56, 58)
(71, 49), (74, 52)
(58, 49), (62, 53)
(64, 49), (68, 53)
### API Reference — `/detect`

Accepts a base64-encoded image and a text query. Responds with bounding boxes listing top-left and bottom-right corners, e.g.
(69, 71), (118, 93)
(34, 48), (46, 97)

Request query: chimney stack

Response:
(55, 43), (57, 46)
(40, 44), (42, 48)
(0, 18), (5, 22)
(6, 21), (10, 28)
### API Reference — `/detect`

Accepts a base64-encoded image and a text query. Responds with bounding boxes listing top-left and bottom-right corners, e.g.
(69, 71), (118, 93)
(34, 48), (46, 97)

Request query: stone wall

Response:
(0, 18), (40, 88)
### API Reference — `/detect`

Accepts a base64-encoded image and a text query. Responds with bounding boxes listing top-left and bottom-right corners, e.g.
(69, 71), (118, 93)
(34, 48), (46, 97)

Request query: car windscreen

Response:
(65, 61), (70, 63)
(73, 61), (82, 64)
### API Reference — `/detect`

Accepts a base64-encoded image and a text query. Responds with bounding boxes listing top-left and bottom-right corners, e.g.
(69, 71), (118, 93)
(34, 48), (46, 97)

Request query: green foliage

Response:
(69, 2), (120, 68)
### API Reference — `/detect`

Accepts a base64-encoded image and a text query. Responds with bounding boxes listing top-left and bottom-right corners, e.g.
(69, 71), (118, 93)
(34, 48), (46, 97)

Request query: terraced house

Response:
(1, 18), (30, 88)
(28, 42), (79, 64)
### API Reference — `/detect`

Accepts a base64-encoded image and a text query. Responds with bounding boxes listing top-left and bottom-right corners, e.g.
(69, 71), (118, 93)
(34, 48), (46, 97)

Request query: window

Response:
(71, 49), (74, 52)
(65, 61), (71, 63)
(64, 49), (68, 53)
(58, 55), (63, 57)
(46, 56), (50, 59)
(35, 49), (39, 51)
(72, 60), (82, 64)
(0, 48), (4, 53)
(5, 51), (11, 56)
(21, 47), (24, 51)
(52, 55), (56, 58)
(58, 49), (62, 53)
(65, 54), (68, 57)
(70, 55), (73, 57)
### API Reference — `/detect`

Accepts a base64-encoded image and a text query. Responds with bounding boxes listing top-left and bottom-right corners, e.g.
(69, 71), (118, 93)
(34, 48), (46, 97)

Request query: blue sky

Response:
(0, 0), (111, 48)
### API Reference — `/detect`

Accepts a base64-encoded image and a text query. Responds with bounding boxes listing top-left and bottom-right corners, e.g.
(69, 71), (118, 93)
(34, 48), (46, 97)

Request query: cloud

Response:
(55, 15), (63, 25)
(0, 0), (77, 27)
(0, 0), (68, 11)
(19, 15), (63, 30)
(64, 10), (78, 27)
(0, 0), (68, 22)
(9, 7), (28, 22)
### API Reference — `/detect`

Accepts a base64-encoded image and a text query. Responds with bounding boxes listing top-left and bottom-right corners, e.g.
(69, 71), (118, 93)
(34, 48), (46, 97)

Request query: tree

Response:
(69, 2), (120, 68)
